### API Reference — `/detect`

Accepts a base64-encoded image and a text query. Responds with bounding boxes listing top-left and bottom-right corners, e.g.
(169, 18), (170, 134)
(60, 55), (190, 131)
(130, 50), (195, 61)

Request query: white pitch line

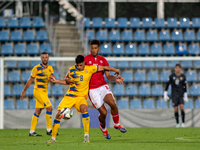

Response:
(175, 137), (200, 141)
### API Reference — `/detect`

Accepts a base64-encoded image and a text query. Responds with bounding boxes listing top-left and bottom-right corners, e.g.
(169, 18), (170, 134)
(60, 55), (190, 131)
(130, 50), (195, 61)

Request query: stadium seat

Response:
(160, 71), (170, 82)
(156, 99), (168, 108)
(27, 44), (39, 55)
(16, 100), (28, 109)
(24, 30), (35, 41)
(155, 61), (167, 68)
(18, 61), (30, 69)
(117, 99), (129, 109)
(54, 71), (60, 79)
(135, 71), (146, 82)
(20, 17), (31, 28)
(21, 71), (31, 82)
(126, 84), (138, 96)
(113, 84), (125, 96)
(147, 71), (159, 82)
(11, 30), (22, 41)
(143, 61), (154, 68)
(0, 17), (6, 28)
(4, 85), (12, 97)
(109, 30), (120, 42)
(122, 71), (134, 82)
(130, 61), (142, 68)
(0, 30), (9, 41)
(108, 61), (116, 68)
(4, 72), (8, 82)
(151, 44), (162, 55)
(130, 99), (142, 109)
(143, 99), (155, 109)
(121, 30), (133, 42)
(56, 99), (62, 109)
(159, 31), (171, 41)
(130, 17), (140, 28)
(96, 30), (108, 41)
(196, 31), (200, 42)
(146, 30), (158, 42)
(125, 44), (137, 55)
(1, 44), (13, 55)
(184, 99), (194, 109)
(52, 85), (64, 96)
(31, 61), (41, 68)
(48, 87), (52, 97)
(8, 71), (20, 83)
(49, 61), (56, 68)
(139, 85), (151, 96)
(167, 18), (178, 28)
(134, 30), (145, 42)
(184, 31), (196, 42)
(192, 18), (200, 28)
(36, 30), (48, 41)
(154, 18), (166, 28)
(33, 17), (44, 28)
(83, 17), (91, 28)
(26, 84), (34, 97)
(186, 71), (198, 82)
(168, 60), (179, 68)
(86, 30), (95, 41)
(100, 44), (112, 55)
(152, 85), (163, 96)
(14, 44), (26, 55)
(179, 17), (190, 28)
(176, 44), (188, 55)
(194, 61), (200, 68)
(105, 18), (116, 28)
(142, 17), (153, 28)
(117, 17), (128, 28)
(92, 17), (103, 28)
(5, 61), (17, 69)
(167, 86), (172, 96)
(29, 99), (36, 109)
(138, 44), (150, 55)
(188, 44), (200, 55)
(181, 61), (192, 68)
(117, 61), (129, 69)
(172, 31), (183, 41)
(40, 43), (52, 54)
(4, 100), (15, 109)
(190, 85), (200, 96)
(13, 84), (24, 96)
(113, 44), (125, 55)
(195, 99), (200, 108)
(8, 17), (19, 28)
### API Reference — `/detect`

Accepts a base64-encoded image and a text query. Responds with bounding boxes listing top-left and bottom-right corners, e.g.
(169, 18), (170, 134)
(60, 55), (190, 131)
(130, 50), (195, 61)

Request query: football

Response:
(60, 107), (73, 120)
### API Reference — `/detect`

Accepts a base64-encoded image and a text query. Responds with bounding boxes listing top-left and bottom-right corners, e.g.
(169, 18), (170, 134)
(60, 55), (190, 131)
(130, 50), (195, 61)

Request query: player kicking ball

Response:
(46, 55), (120, 143)
(85, 39), (127, 140)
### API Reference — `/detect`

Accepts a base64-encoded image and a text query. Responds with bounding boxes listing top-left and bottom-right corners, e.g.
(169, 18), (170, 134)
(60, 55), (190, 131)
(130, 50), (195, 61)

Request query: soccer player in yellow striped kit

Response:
(46, 55), (120, 143)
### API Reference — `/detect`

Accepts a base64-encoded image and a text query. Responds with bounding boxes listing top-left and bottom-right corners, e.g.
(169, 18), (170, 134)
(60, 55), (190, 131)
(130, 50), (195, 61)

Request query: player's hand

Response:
(114, 69), (120, 76)
(21, 90), (25, 100)
(65, 77), (75, 85)
(116, 76), (124, 84)
(163, 91), (169, 102)
(49, 75), (56, 83)
(183, 93), (188, 102)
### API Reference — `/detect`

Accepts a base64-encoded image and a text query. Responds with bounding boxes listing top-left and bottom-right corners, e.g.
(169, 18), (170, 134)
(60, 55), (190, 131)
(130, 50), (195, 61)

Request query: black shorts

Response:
(172, 97), (184, 107)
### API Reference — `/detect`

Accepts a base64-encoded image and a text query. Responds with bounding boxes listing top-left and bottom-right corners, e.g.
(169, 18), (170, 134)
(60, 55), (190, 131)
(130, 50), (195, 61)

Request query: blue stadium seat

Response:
(195, 99), (200, 108)
(96, 30), (108, 41)
(29, 99), (36, 109)
(27, 44), (39, 55)
(24, 30), (35, 41)
(117, 99), (129, 109)
(52, 85), (64, 96)
(31, 61), (40, 68)
(156, 99), (167, 108)
(134, 30), (145, 42)
(194, 61), (200, 68)
(117, 61), (129, 69)
(130, 99), (142, 109)
(117, 17), (128, 28)
(125, 44), (137, 55)
(113, 44), (125, 55)
(13, 84), (24, 96)
(92, 17), (103, 28)
(130, 61), (142, 68)
(121, 30), (133, 42)
(181, 61), (192, 68)
(14, 44), (26, 55)
(151, 44), (162, 55)
(4, 100), (15, 109)
(49, 61), (56, 68)
(139, 85), (151, 96)
(40, 43), (52, 54)
(113, 84), (125, 96)
(1, 44), (13, 55)
(190, 85), (200, 96)
(105, 18), (116, 28)
(122, 71), (133, 82)
(184, 31), (196, 42)
(36, 30), (48, 41)
(188, 44), (199, 55)
(20, 17), (31, 28)
(4, 72), (8, 82)
(126, 84), (138, 96)
(5, 61), (17, 69)
(33, 17), (44, 28)
(192, 18), (200, 28)
(4, 85), (12, 97)
(184, 99), (193, 109)
(159, 31), (171, 41)
(142, 17), (153, 28)
(48, 87), (52, 97)
(56, 99), (62, 109)
(197, 31), (200, 41)
(18, 61), (30, 69)
(100, 44), (112, 55)
(9, 71), (20, 83)
(152, 85), (163, 96)
(154, 18), (166, 28)
(8, 17), (19, 28)
(109, 30), (120, 42)
(179, 17), (190, 28)
(186, 71), (198, 82)
(176, 44), (188, 55)
(11, 31), (22, 41)
(172, 31), (183, 41)
(130, 17), (140, 28)
(167, 86), (171, 96)
(168, 60), (179, 68)
(160, 71), (170, 82)
(83, 17), (91, 28)
(155, 61), (167, 68)
(147, 71), (159, 82)
(167, 18), (178, 28)
(146, 30), (158, 42)
(138, 44), (150, 55)
(143, 61), (154, 68)
(143, 99), (155, 109)
(16, 100), (28, 109)
(135, 71), (146, 82)
(0, 31), (10, 41)
(108, 61), (116, 68)
(0, 17), (6, 28)
(21, 71), (31, 82)
(26, 84), (34, 97)
(86, 30), (95, 41)
(54, 71), (60, 79)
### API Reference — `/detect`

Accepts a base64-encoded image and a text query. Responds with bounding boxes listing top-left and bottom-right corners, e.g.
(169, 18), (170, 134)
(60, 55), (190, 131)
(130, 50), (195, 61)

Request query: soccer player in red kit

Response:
(85, 39), (127, 139)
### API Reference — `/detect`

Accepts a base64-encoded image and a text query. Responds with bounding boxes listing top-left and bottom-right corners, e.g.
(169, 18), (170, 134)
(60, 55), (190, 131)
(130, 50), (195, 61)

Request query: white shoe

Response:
(181, 123), (185, 127)
(46, 138), (56, 143)
(84, 134), (89, 143)
(176, 123), (180, 128)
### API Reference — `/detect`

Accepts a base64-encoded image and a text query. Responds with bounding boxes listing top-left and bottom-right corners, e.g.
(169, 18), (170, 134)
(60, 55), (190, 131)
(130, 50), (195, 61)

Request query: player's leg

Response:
(172, 97), (180, 127)
(29, 108), (42, 136)
(46, 105), (53, 135)
(180, 101), (185, 127)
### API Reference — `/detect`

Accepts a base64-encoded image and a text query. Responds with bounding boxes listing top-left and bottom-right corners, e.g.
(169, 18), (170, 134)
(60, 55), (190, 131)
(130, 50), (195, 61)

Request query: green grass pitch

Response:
(0, 128), (200, 150)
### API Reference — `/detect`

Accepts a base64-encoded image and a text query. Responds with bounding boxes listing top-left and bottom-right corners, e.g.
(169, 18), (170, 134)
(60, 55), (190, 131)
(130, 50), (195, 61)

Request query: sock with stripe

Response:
(46, 111), (52, 131)
(82, 112), (90, 135)
(30, 113), (39, 132)
(112, 113), (120, 126)
(52, 118), (61, 138)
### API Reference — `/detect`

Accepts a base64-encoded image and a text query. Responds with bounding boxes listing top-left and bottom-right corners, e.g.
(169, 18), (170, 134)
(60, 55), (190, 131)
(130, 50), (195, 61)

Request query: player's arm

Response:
(183, 76), (188, 102)
(21, 77), (34, 100)
(163, 75), (172, 101)
(104, 71), (124, 84)
(49, 73), (74, 85)
(98, 65), (120, 75)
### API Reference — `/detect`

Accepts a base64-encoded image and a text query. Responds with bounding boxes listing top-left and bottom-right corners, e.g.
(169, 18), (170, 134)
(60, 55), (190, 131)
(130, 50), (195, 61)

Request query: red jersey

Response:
(85, 54), (109, 89)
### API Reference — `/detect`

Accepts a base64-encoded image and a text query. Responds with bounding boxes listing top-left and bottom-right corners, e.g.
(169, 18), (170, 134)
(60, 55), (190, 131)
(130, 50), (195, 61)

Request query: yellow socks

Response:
(46, 111), (52, 130)
(30, 113), (39, 131)
(52, 118), (61, 138)
(82, 112), (90, 135)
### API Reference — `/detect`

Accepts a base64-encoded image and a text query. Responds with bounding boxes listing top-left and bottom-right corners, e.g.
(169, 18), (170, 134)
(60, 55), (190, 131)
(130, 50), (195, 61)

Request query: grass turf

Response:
(0, 128), (200, 150)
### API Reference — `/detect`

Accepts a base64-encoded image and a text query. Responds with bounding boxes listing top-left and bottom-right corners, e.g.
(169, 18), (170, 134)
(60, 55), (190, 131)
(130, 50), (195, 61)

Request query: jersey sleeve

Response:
(30, 66), (37, 78)
(51, 66), (54, 75)
(165, 74), (172, 91)
(89, 65), (98, 74)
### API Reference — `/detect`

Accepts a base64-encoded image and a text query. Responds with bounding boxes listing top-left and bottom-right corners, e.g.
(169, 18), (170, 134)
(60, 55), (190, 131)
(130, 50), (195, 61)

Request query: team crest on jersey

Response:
(173, 77), (176, 80)
(85, 70), (88, 73)
(180, 77), (183, 80)
(89, 61), (92, 64)
(100, 60), (103, 64)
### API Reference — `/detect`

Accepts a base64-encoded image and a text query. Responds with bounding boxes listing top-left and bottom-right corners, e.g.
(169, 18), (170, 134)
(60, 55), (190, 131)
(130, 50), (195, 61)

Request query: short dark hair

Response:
(90, 39), (100, 47)
(175, 64), (182, 68)
(41, 52), (48, 55)
(75, 55), (84, 64)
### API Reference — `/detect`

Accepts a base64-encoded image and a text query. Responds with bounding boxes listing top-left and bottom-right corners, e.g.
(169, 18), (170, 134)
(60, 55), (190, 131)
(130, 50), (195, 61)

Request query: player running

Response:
(164, 64), (188, 128)
(84, 39), (126, 140)
(46, 55), (120, 143)
(21, 52), (55, 136)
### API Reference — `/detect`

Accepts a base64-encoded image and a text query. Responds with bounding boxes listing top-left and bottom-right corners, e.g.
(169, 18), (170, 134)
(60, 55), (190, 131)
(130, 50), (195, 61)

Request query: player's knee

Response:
(100, 110), (107, 118)
(56, 111), (61, 119)
(47, 106), (53, 112)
